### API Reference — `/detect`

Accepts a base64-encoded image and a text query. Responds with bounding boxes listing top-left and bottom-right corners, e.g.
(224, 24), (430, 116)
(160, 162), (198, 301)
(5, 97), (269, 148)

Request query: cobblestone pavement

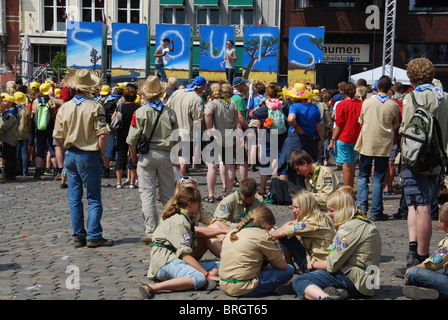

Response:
(0, 164), (445, 303)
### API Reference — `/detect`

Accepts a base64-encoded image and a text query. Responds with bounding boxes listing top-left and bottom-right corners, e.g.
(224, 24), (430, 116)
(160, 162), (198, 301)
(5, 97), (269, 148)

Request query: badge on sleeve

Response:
(294, 224), (300, 231)
(433, 254), (443, 264)
(220, 204), (226, 212)
(182, 233), (191, 241)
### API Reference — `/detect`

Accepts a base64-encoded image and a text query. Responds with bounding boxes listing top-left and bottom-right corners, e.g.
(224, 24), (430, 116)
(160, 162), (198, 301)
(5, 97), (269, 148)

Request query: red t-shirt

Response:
(335, 97), (363, 144)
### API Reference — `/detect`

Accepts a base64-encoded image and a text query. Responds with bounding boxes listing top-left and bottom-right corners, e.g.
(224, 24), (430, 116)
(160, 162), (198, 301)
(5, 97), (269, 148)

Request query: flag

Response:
(99, 0), (107, 24)
(246, 79), (254, 110)
(257, 10), (263, 27)
(58, 0), (68, 21)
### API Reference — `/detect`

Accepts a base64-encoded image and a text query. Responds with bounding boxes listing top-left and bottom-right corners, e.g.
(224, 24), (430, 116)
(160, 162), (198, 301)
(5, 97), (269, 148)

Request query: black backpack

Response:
(103, 96), (120, 124)
(267, 178), (292, 205)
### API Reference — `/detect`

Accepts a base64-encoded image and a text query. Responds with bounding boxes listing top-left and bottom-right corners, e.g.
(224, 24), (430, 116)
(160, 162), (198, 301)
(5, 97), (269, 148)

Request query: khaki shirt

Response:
(147, 211), (197, 278)
(166, 89), (204, 140)
(219, 227), (285, 296)
(305, 164), (339, 212)
(214, 191), (266, 228)
(17, 105), (32, 140)
(355, 96), (400, 157)
(326, 215), (382, 296)
(126, 102), (178, 152)
(53, 97), (110, 151)
(285, 214), (335, 262)
(204, 98), (239, 147)
(423, 234), (448, 273)
(316, 101), (333, 138)
(0, 110), (19, 146)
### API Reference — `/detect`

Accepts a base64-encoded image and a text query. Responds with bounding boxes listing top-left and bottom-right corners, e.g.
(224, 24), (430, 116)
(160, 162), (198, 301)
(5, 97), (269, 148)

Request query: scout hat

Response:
(282, 82), (314, 100)
(100, 85), (111, 96)
(14, 91), (27, 105)
(140, 75), (168, 99)
(39, 83), (52, 95)
(65, 69), (102, 93)
(232, 76), (248, 87)
(29, 81), (40, 90)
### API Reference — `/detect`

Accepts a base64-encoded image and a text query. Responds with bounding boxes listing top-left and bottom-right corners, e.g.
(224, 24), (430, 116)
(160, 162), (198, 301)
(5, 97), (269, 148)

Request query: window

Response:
(33, 44), (66, 66)
(409, 0), (448, 12)
(230, 8), (253, 25)
(293, 0), (324, 9)
(82, 0), (106, 23)
(196, 8), (220, 25)
(328, 1), (356, 8)
(406, 43), (448, 65)
(43, 0), (67, 32)
(162, 7), (185, 24)
(117, 0), (141, 23)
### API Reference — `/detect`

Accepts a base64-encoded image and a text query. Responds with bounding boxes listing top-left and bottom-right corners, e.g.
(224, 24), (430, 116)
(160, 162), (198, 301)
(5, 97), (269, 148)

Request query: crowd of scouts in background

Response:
(1, 57), (448, 300)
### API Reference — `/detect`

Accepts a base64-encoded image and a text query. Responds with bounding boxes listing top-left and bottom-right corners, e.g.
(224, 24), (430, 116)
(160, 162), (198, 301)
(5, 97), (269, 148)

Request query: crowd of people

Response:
(1, 57), (448, 300)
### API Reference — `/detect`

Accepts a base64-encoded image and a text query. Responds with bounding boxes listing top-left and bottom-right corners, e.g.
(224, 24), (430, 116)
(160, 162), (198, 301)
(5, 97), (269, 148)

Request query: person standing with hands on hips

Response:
(220, 40), (237, 85)
(154, 38), (174, 83)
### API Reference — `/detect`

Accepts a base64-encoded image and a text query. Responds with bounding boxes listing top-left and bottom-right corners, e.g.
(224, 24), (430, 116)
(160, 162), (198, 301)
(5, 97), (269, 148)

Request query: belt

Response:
(220, 277), (253, 284)
(152, 242), (176, 253)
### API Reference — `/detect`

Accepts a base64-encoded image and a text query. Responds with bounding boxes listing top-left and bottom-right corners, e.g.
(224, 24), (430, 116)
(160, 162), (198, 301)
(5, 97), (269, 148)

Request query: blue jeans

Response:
(16, 139), (29, 174)
(357, 154), (389, 217)
(156, 258), (220, 290)
(105, 133), (116, 160)
(279, 236), (309, 272)
(64, 148), (104, 239)
(406, 266), (448, 298)
(155, 63), (168, 82)
(241, 264), (294, 297)
(292, 269), (362, 299)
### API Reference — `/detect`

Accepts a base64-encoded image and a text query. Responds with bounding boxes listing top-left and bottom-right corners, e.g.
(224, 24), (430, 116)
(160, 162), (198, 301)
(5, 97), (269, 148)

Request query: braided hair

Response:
(229, 207), (276, 242)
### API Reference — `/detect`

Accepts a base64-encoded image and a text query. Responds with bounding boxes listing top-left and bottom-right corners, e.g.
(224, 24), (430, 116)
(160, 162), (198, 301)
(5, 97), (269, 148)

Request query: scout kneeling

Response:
(139, 187), (220, 299)
(403, 203), (448, 300)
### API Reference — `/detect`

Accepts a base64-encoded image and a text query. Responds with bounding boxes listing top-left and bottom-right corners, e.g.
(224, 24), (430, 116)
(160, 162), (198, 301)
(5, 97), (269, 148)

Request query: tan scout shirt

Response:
(219, 227), (285, 296)
(0, 110), (19, 146)
(423, 234), (448, 273)
(126, 102), (178, 152)
(214, 191), (266, 228)
(355, 96), (400, 157)
(316, 101), (333, 139)
(285, 214), (335, 262)
(147, 211), (197, 278)
(326, 215), (382, 296)
(53, 97), (110, 151)
(166, 89), (204, 140)
(305, 164), (339, 212)
(204, 98), (239, 147)
(17, 105), (32, 140)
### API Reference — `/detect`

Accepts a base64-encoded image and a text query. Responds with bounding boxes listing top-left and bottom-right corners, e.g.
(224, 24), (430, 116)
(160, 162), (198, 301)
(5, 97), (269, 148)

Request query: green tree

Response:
(51, 51), (67, 79)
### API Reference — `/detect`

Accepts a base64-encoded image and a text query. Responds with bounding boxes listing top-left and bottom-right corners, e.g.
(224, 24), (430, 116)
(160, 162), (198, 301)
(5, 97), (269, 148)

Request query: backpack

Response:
(103, 96), (120, 124)
(401, 92), (448, 174)
(35, 99), (51, 131)
(110, 105), (123, 132)
(266, 99), (287, 135)
(266, 178), (292, 205)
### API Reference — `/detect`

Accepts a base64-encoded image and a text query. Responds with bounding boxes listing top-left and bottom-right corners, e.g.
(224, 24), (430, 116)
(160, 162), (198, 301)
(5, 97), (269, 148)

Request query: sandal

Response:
(204, 196), (215, 203)
(215, 195), (224, 201)
(139, 284), (155, 299)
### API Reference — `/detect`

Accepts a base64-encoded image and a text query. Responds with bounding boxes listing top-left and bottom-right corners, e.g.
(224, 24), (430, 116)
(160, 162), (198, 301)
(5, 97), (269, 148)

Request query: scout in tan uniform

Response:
(270, 190), (335, 272)
(290, 149), (339, 212)
(0, 94), (19, 181)
(403, 203), (448, 300)
(292, 189), (382, 300)
(219, 207), (294, 297)
(139, 187), (220, 300)
(14, 92), (32, 176)
(213, 178), (265, 229)
(53, 69), (113, 248)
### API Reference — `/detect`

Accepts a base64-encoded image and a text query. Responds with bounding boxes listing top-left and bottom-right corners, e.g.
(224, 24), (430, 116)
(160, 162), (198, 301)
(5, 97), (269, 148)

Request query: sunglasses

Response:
(179, 176), (197, 184)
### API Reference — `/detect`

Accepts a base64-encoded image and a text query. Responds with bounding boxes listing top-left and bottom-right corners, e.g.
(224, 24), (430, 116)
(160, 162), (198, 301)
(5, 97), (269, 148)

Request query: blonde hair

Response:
(209, 82), (222, 100)
(326, 190), (358, 229)
(221, 83), (233, 99)
(355, 86), (367, 100)
(230, 207), (275, 242)
(161, 187), (202, 221)
(292, 190), (333, 227)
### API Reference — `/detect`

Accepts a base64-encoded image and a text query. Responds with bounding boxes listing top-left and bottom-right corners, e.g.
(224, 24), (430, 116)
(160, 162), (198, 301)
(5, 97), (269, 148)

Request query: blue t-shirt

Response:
(288, 102), (321, 135)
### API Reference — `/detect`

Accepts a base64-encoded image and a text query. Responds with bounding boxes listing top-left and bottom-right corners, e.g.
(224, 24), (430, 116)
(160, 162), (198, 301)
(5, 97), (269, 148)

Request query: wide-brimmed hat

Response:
(65, 69), (102, 93)
(29, 81), (40, 90)
(2, 94), (15, 103)
(232, 76), (248, 87)
(140, 76), (168, 99)
(282, 82), (314, 100)
(14, 92), (27, 105)
(39, 83), (52, 95)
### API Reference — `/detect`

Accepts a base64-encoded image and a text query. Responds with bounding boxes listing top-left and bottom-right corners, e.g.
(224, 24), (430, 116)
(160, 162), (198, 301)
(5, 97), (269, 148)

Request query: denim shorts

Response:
(401, 165), (436, 207)
(156, 258), (220, 290)
(335, 140), (358, 164)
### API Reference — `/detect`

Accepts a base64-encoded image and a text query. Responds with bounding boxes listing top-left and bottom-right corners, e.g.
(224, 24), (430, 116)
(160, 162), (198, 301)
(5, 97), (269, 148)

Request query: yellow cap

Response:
(115, 83), (126, 91)
(45, 79), (55, 85)
(30, 81), (40, 90)
(100, 85), (111, 96)
(14, 92), (27, 105)
(54, 88), (61, 97)
(135, 95), (141, 105)
(39, 83), (52, 95)
(1, 92), (8, 98)
(3, 94), (15, 103)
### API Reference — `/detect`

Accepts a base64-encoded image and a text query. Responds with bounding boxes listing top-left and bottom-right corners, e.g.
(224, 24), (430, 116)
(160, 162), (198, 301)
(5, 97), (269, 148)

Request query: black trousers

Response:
(2, 142), (17, 180)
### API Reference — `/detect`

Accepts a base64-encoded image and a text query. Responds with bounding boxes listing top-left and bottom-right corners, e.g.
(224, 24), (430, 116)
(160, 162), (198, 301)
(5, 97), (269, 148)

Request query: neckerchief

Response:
(1, 108), (19, 120)
(415, 83), (444, 101)
(242, 222), (261, 230)
(179, 209), (196, 239)
(375, 94), (390, 103)
(309, 162), (321, 193)
(352, 212), (372, 224)
(145, 100), (164, 111)
(236, 190), (249, 220)
(92, 95), (101, 102)
(105, 93), (121, 102)
(218, 98), (231, 109)
(233, 88), (243, 97)
(73, 95), (90, 106)
(267, 98), (282, 110)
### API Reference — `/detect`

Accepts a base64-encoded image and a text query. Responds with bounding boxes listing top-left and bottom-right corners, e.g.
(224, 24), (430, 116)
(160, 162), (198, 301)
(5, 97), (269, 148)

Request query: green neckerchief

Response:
(179, 209), (197, 239)
(309, 162), (321, 193)
(242, 222), (261, 230)
(352, 212), (372, 224)
(236, 190), (248, 220)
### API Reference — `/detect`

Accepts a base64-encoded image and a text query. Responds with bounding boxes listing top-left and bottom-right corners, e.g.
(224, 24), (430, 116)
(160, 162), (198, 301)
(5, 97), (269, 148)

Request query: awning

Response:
(228, 0), (253, 6)
(159, 0), (184, 6)
(194, 0), (219, 6)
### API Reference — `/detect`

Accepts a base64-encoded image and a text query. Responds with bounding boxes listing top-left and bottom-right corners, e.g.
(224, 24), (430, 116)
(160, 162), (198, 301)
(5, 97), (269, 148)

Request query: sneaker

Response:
(370, 213), (389, 221)
(406, 250), (419, 268)
(60, 183), (68, 189)
(130, 184), (138, 189)
(33, 171), (41, 179)
(323, 286), (349, 299)
(402, 285), (439, 300)
(116, 184), (123, 189)
(74, 236), (86, 248)
(273, 282), (294, 295)
(43, 168), (53, 176)
(140, 236), (153, 245)
(54, 173), (62, 180)
(200, 279), (217, 291)
(86, 237), (114, 248)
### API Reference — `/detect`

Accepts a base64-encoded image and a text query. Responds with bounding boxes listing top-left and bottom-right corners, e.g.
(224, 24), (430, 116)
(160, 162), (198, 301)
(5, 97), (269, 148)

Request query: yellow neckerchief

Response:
(308, 162), (321, 193)
(218, 98), (231, 108)
(352, 212), (372, 224)
(179, 209), (197, 238)
(236, 190), (248, 220)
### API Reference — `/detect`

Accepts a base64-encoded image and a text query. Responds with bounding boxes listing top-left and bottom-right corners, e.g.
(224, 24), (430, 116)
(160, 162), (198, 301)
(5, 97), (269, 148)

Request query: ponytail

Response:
(229, 207), (276, 242)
